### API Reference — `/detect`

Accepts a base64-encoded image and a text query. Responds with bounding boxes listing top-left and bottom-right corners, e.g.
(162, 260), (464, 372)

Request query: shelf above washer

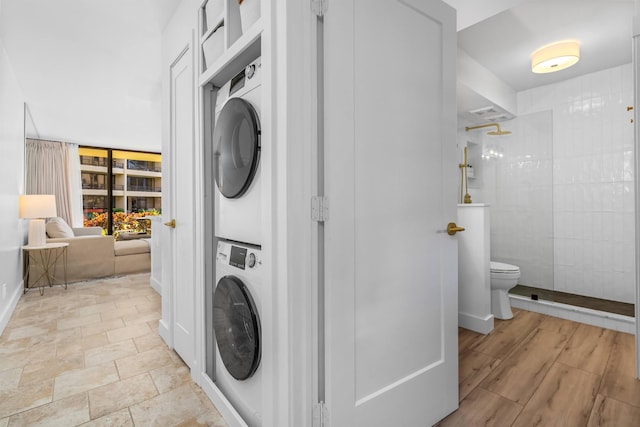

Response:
(200, 18), (262, 88)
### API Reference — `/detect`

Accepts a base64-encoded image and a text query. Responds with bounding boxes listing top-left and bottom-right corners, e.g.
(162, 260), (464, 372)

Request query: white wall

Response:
(0, 33), (26, 334)
(458, 48), (517, 115)
(482, 63), (635, 303)
(0, 0), (171, 152)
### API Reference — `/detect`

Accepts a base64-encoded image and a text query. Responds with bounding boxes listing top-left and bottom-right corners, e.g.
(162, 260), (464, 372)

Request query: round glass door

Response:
(212, 98), (261, 199)
(213, 275), (261, 380)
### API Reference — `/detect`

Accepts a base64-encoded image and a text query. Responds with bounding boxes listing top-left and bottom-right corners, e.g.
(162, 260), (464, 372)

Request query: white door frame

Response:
(259, 0), (320, 425)
(633, 18), (640, 379)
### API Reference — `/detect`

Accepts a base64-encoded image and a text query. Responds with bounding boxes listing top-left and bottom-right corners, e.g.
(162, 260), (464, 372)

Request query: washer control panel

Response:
(217, 241), (261, 271)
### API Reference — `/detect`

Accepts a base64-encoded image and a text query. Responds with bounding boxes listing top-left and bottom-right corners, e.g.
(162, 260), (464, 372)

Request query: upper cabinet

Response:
(199, 0), (262, 87)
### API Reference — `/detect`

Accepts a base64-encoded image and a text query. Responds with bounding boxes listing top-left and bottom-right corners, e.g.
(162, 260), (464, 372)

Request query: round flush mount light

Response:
(531, 41), (580, 74)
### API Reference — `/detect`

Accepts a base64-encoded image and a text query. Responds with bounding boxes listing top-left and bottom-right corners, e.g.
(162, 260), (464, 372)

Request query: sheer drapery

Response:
(66, 143), (84, 227)
(25, 139), (83, 227)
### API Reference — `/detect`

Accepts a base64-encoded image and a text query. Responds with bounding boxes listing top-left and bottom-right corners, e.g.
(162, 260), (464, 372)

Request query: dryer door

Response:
(212, 98), (261, 199)
(213, 275), (261, 380)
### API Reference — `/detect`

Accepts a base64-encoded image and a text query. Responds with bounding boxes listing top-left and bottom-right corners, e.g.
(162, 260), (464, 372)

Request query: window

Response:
(79, 147), (161, 238)
(81, 172), (106, 190)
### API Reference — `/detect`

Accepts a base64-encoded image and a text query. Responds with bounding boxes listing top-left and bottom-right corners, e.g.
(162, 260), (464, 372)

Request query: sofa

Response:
(25, 217), (151, 287)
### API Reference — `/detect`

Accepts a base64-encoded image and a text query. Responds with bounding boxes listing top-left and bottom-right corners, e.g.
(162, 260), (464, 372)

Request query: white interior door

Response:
(168, 46), (196, 367)
(323, 0), (459, 425)
(633, 31), (640, 380)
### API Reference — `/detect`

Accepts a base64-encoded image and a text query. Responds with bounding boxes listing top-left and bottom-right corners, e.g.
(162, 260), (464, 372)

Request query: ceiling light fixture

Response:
(531, 41), (580, 74)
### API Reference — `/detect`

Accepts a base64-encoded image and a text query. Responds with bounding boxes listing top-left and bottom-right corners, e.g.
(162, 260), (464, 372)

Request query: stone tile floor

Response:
(0, 273), (227, 426)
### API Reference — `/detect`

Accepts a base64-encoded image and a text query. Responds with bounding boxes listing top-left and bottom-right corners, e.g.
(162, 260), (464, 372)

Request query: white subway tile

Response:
(507, 64), (634, 303)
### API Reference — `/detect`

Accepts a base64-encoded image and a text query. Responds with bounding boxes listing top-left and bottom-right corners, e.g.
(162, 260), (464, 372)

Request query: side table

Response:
(23, 242), (69, 295)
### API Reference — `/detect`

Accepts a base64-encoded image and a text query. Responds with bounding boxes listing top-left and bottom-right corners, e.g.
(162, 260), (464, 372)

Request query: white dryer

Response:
(213, 57), (262, 246)
(213, 239), (262, 426)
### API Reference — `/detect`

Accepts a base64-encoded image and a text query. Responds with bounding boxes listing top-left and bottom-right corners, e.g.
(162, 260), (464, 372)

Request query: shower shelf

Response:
(465, 141), (481, 187)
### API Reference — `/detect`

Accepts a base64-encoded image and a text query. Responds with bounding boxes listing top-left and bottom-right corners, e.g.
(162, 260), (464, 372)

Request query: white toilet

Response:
(490, 261), (521, 320)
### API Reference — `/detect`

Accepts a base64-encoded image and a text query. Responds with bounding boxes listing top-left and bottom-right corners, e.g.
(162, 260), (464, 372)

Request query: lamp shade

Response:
(19, 194), (57, 219)
(531, 41), (580, 74)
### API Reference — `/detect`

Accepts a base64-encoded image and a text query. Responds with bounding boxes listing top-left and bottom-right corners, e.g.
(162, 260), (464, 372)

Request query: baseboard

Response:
(158, 319), (172, 348)
(150, 276), (161, 294)
(459, 311), (494, 334)
(510, 294), (635, 334)
(199, 371), (247, 427)
(0, 281), (23, 336)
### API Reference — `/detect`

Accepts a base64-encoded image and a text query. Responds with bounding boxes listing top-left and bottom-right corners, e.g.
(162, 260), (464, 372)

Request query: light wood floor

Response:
(438, 308), (640, 427)
(0, 274), (227, 426)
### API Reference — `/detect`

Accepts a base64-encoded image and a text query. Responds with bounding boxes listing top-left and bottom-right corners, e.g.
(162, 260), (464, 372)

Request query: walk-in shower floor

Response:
(509, 285), (635, 317)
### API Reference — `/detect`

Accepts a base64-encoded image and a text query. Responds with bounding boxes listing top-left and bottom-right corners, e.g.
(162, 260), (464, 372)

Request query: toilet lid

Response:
(490, 261), (519, 273)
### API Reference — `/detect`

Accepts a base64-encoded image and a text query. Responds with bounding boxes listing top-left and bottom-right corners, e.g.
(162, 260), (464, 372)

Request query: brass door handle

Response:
(164, 219), (176, 228)
(447, 222), (465, 235)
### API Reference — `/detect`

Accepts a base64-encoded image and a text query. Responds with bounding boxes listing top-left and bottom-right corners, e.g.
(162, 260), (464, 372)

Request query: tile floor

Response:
(0, 273), (227, 426)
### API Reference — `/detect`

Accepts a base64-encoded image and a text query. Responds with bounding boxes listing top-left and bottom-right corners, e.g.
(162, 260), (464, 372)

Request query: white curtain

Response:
(66, 143), (84, 227)
(25, 139), (83, 227)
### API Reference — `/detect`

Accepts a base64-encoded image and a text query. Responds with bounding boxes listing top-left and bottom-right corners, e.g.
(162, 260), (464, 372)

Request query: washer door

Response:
(213, 98), (261, 199)
(213, 275), (261, 380)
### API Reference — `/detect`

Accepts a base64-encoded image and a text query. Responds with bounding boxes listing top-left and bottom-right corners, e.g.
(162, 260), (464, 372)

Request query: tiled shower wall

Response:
(479, 111), (554, 290)
(513, 63), (635, 303)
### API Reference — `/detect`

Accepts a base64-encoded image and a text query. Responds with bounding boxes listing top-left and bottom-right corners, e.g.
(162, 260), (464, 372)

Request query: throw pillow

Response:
(46, 217), (74, 238)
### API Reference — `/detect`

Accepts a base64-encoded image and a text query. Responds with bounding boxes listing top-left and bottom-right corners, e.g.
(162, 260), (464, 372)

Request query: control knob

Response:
(246, 64), (256, 79)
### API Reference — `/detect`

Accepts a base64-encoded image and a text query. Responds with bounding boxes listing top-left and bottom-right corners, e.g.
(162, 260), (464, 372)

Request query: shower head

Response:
(487, 129), (512, 136)
(465, 123), (512, 136)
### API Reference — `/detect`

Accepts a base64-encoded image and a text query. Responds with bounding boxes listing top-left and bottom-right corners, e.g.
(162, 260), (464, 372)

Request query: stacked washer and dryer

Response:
(211, 57), (263, 427)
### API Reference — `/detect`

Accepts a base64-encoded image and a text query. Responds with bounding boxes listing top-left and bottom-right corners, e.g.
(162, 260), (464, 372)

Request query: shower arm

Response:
(465, 122), (511, 135)
(466, 123), (499, 132)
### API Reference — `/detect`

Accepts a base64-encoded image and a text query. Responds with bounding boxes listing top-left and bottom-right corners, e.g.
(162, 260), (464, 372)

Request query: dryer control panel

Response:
(216, 57), (262, 112)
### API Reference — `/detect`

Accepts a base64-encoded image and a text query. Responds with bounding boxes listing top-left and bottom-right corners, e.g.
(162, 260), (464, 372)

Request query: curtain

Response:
(66, 143), (84, 227)
(25, 139), (83, 226)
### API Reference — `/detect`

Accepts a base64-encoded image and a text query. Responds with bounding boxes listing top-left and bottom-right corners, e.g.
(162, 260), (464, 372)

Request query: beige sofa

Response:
(46, 227), (115, 283)
(26, 222), (151, 287)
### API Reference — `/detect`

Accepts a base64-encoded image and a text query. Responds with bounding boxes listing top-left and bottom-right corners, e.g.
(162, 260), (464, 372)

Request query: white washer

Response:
(213, 239), (262, 426)
(213, 57), (262, 246)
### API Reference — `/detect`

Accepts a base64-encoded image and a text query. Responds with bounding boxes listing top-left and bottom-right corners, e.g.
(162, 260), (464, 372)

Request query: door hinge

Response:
(311, 196), (329, 222)
(313, 401), (329, 427)
(311, 0), (328, 17)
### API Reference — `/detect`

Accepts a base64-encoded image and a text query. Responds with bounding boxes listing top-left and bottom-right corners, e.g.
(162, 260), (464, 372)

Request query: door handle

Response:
(447, 222), (465, 236)
(164, 219), (176, 228)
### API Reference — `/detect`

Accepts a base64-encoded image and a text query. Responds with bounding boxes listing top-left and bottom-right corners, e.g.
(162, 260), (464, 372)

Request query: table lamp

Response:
(19, 194), (57, 247)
